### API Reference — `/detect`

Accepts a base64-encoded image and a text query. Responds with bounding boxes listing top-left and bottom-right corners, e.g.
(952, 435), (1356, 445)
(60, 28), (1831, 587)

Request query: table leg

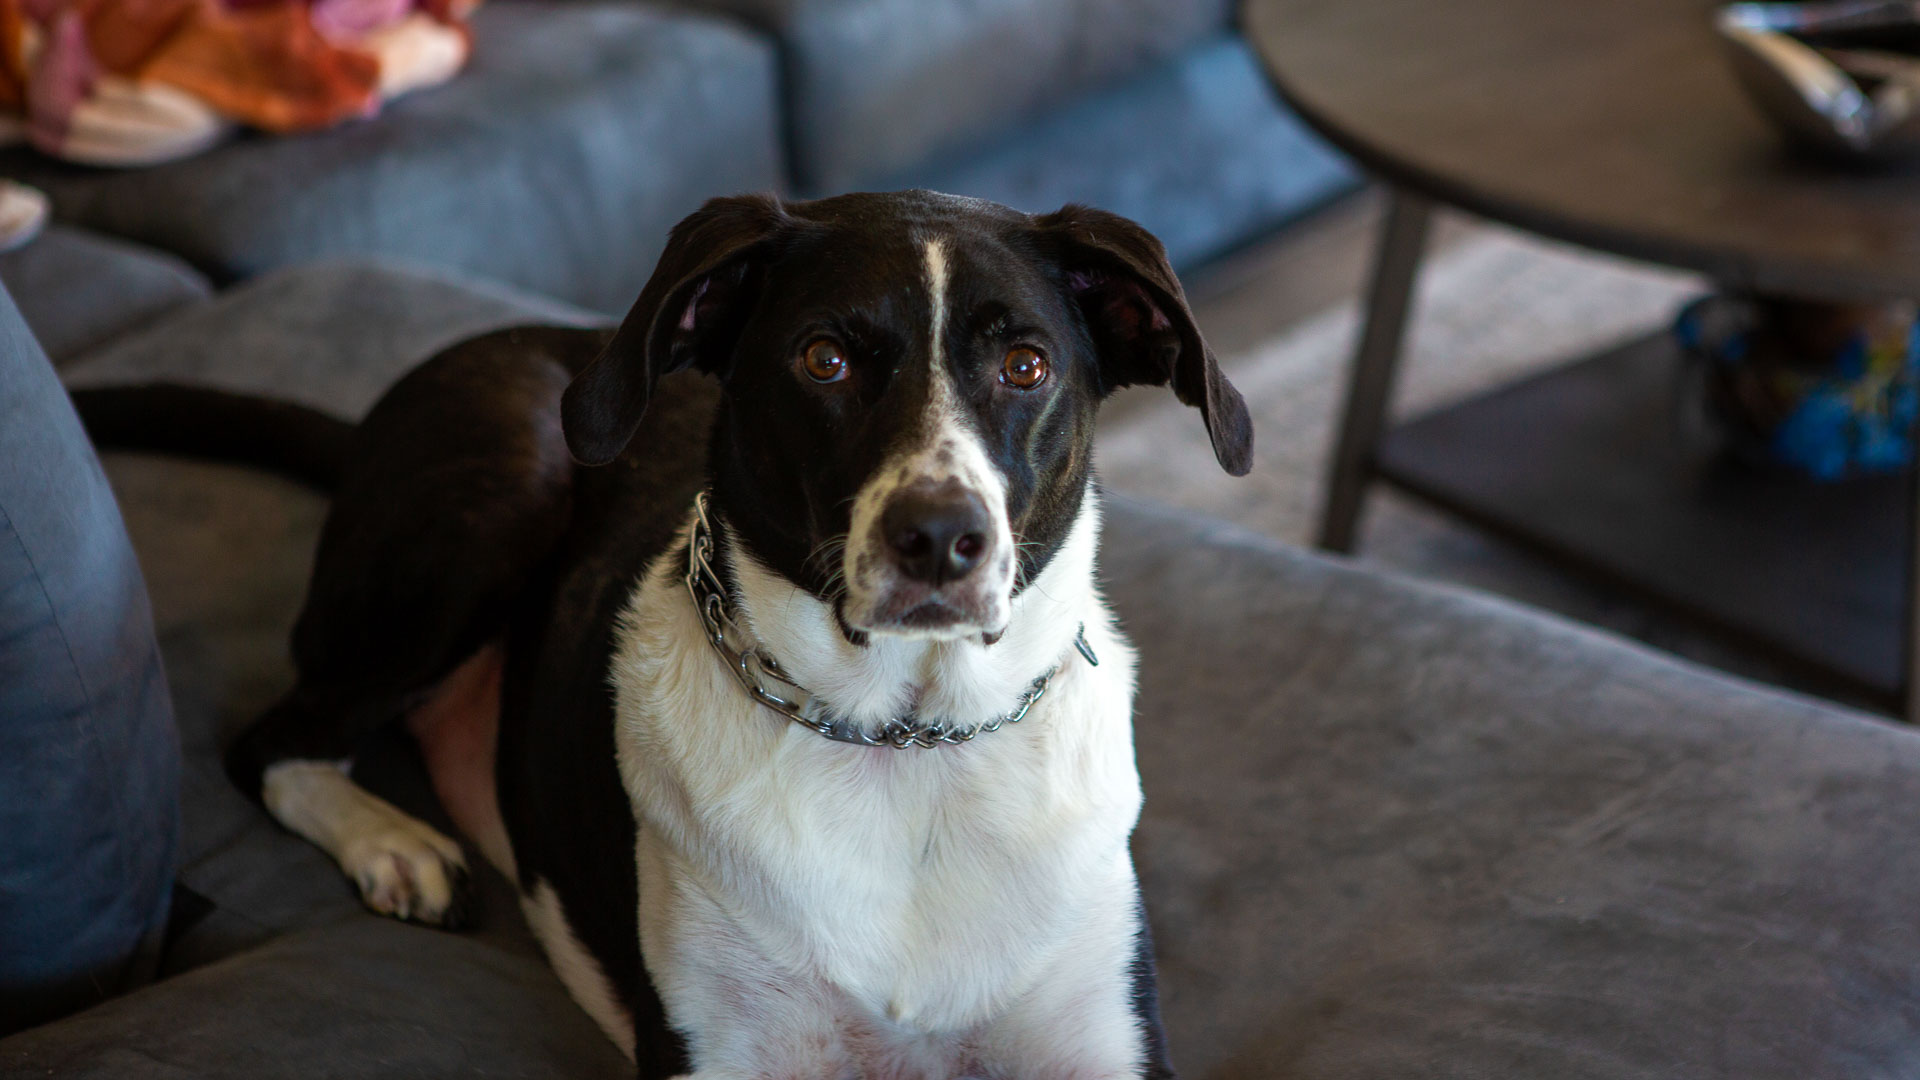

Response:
(1316, 188), (1433, 553)
(1907, 462), (1920, 723)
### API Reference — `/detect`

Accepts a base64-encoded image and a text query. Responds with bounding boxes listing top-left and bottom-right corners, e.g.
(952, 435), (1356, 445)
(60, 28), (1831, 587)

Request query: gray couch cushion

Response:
(686, 0), (1232, 193)
(0, 283), (177, 1034)
(885, 36), (1356, 269)
(0, 919), (630, 1079)
(0, 227), (209, 365)
(10, 262), (1920, 1075)
(63, 260), (599, 418)
(1104, 495), (1920, 1078)
(0, 2), (783, 314)
(60, 263), (602, 974)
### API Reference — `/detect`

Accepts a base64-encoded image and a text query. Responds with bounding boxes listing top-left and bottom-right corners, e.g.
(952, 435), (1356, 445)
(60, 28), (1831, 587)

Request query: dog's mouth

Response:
(896, 599), (970, 630)
(840, 583), (1010, 642)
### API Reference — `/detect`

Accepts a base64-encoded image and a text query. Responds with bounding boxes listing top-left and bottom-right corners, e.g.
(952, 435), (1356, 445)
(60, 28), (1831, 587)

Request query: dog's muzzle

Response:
(847, 477), (1013, 639)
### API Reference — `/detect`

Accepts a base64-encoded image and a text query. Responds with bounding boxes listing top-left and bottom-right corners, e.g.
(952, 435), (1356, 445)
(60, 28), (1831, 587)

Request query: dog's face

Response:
(562, 191), (1251, 643)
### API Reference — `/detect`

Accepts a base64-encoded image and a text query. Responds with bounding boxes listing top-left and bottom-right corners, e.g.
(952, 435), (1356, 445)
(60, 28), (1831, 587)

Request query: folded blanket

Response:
(0, 0), (475, 166)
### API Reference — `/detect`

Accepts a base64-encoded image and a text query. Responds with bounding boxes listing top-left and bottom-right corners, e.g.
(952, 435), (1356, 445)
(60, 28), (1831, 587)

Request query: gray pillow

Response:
(0, 282), (178, 1034)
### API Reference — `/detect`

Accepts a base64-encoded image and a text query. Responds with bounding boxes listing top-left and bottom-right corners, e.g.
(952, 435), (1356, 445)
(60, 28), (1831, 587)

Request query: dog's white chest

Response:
(623, 691), (1148, 1076)
(606, 528), (1148, 1074)
(689, 723), (1132, 1023)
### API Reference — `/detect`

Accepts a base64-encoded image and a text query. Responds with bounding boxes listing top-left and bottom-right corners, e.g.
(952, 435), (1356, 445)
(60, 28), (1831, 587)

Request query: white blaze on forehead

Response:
(916, 236), (967, 439)
(925, 237), (950, 367)
(915, 237), (965, 438)
(837, 235), (1018, 637)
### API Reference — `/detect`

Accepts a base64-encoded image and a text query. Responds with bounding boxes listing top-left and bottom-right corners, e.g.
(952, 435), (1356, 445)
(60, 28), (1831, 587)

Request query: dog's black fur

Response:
(190, 190), (1249, 1076)
(564, 192), (1248, 623)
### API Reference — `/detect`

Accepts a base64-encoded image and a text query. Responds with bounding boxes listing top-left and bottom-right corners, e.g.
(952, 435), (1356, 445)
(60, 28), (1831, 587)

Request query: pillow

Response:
(0, 281), (178, 1034)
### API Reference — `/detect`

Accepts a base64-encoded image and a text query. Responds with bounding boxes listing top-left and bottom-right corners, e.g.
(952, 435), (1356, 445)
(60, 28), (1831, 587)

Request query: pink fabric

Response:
(309, 0), (410, 45)
(26, 10), (93, 146)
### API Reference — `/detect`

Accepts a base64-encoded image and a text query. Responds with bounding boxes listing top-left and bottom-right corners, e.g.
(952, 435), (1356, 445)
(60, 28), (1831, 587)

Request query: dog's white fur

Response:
(612, 492), (1147, 1077)
(261, 759), (467, 923)
(598, 239), (1152, 1075)
(523, 880), (638, 1061)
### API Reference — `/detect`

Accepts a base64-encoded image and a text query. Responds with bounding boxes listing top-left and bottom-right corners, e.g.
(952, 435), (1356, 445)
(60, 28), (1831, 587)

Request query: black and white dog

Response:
(226, 190), (1252, 1078)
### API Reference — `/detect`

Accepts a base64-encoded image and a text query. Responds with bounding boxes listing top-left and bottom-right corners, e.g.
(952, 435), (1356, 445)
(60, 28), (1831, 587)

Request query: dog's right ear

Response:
(562, 194), (788, 465)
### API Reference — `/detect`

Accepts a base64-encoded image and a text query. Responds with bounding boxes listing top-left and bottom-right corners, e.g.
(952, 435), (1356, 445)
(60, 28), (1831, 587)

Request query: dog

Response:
(223, 190), (1252, 1078)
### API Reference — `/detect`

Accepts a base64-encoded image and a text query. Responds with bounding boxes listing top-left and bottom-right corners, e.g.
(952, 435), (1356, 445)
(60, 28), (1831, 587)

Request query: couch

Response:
(5, 231), (1920, 1074)
(0, 0), (1355, 314)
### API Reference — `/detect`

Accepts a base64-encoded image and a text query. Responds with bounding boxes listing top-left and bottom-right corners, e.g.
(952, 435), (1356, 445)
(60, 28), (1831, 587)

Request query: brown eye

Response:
(801, 339), (847, 383)
(1001, 346), (1048, 390)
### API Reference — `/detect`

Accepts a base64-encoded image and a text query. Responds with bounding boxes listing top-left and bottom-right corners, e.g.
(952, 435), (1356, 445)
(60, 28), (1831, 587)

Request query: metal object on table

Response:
(1718, 1), (1920, 158)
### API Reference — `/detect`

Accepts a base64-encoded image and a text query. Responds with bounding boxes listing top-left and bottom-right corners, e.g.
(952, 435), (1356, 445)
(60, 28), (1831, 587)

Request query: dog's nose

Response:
(881, 481), (993, 586)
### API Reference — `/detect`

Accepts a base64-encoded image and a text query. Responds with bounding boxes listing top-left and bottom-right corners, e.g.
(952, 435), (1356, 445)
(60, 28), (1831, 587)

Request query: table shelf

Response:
(1375, 331), (1912, 706)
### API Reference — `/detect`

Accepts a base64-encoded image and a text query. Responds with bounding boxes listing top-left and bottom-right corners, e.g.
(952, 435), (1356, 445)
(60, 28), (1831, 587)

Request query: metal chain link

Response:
(683, 491), (1093, 749)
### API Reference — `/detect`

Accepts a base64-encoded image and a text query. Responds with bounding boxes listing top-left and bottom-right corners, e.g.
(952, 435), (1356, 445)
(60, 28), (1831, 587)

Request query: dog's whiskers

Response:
(801, 533), (852, 611)
(804, 533), (849, 577)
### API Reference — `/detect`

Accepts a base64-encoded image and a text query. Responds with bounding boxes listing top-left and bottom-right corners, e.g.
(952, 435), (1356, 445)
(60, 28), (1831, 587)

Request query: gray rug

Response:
(1096, 221), (1859, 707)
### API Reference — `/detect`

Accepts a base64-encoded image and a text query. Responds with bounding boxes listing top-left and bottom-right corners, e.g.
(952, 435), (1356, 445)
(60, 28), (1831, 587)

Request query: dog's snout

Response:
(881, 481), (993, 586)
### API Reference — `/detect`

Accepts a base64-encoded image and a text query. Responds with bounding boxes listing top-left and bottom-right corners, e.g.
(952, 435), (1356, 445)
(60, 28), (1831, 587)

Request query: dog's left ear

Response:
(563, 194), (789, 465)
(1037, 204), (1253, 476)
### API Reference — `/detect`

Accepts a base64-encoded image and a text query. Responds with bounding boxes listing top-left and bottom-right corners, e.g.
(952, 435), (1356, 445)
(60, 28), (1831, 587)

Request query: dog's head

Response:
(562, 191), (1250, 643)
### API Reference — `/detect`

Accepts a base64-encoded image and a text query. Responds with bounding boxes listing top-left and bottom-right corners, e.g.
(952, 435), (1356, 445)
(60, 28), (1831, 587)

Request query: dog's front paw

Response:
(340, 822), (471, 928)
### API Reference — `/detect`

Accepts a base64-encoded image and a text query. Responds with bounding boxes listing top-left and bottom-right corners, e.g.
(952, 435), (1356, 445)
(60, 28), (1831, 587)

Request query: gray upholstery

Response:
(62, 259), (599, 420)
(1105, 497), (1920, 1078)
(0, 283), (177, 1035)
(0, 2), (783, 314)
(886, 36), (1356, 269)
(685, 0), (1232, 193)
(0, 227), (209, 365)
(0, 920), (630, 1079)
(57, 263), (602, 976)
(0, 0), (1348, 318)
(8, 262), (1920, 1075)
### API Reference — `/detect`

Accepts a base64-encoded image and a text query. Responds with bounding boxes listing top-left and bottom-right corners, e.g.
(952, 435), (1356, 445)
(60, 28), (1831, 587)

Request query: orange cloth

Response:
(2, 0), (471, 138)
(127, 0), (383, 132)
(0, 4), (28, 114)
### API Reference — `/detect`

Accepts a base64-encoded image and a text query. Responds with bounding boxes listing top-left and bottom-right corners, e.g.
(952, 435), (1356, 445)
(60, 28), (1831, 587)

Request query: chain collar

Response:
(683, 491), (1097, 750)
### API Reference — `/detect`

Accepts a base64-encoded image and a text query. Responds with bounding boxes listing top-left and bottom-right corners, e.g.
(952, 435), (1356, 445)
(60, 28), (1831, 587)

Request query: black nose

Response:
(880, 481), (993, 586)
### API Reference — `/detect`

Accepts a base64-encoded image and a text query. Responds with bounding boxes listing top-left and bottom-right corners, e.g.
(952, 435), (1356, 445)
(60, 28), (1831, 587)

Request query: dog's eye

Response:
(800, 339), (848, 383)
(1000, 346), (1048, 390)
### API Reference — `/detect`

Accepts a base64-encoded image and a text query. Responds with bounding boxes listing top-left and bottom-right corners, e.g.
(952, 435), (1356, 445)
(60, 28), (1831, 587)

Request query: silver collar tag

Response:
(683, 491), (1095, 750)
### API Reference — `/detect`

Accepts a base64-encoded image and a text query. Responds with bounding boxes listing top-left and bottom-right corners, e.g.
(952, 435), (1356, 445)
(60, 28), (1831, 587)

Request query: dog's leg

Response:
(972, 869), (1166, 1078)
(226, 685), (475, 926)
(263, 760), (470, 924)
(227, 327), (602, 927)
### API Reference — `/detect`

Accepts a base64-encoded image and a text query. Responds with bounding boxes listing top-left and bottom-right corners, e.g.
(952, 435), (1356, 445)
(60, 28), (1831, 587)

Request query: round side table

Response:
(1244, 0), (1920, 717)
